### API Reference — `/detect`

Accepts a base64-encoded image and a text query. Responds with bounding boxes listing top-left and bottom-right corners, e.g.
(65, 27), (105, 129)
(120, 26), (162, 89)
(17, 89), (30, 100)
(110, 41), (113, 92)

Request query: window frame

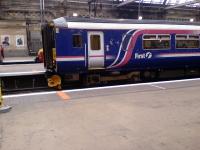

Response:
(142, 34), (171, 50)
(175, 34), (200, 49)
(72, 34), (83, 48)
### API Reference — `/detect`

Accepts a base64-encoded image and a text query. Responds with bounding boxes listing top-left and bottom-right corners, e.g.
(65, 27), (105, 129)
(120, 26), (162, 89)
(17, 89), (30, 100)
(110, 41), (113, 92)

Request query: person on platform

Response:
(0, 45), (5, 64)
(35, 48), (44, 63)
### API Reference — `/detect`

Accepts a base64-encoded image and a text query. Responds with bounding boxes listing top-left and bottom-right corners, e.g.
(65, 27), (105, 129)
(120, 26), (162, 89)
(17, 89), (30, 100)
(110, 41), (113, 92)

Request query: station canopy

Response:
(115, 0), (200, 8)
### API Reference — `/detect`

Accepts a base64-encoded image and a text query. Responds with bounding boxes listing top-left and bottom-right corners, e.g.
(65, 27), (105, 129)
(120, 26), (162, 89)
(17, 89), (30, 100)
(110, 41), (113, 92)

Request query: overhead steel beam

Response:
(165, 0), (200, 10)
(116, 0), (137, 7)
(163, 0), (168, 5)
(67, 0), (113, 6)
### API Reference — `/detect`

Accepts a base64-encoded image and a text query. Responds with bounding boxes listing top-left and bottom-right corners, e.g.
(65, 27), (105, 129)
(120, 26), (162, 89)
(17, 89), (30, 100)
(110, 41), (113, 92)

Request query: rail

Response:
(0, 71), (48, 94)
(1, 68), (200, 95)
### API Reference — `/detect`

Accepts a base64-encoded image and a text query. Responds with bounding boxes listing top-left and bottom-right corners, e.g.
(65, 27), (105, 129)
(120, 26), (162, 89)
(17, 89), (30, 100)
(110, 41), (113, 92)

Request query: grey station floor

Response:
(0, 63), (44, 74)
(1, 78), (200, 150)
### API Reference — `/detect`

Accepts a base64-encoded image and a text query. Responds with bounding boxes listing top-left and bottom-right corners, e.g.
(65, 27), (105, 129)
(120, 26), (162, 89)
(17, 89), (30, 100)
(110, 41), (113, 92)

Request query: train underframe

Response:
(46, 67), (200, 89)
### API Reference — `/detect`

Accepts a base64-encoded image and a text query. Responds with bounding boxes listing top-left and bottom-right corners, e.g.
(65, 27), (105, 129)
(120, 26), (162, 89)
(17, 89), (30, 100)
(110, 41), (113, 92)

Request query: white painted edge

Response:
(0, 63), (39, 67)
(3, 77), (200, 99)
(3, 60), (34, 63)
(151, 84), (166, 90)
(56, 57), (85, 61)
(0, 71), (45, 77)
(53, 17), (200, 30)
(67, 22), (200, 30)
(157, 53), (200, 58)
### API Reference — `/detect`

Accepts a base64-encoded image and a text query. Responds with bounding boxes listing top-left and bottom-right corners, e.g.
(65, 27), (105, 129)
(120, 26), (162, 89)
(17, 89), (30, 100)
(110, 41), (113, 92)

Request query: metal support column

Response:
(40, 0), (45, 25)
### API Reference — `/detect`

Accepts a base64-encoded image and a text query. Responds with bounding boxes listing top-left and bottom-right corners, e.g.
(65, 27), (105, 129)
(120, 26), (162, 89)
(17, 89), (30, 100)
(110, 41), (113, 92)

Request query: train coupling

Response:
(47, 75), (62, 89)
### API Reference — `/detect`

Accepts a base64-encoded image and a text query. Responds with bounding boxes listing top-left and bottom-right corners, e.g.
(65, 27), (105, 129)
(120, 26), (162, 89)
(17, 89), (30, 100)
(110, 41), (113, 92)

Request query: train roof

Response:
(52, 17), (200, 30)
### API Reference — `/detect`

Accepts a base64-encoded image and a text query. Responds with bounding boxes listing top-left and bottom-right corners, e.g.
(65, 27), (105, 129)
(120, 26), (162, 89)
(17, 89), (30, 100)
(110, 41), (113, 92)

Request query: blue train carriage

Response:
(42, 17), (200, 88)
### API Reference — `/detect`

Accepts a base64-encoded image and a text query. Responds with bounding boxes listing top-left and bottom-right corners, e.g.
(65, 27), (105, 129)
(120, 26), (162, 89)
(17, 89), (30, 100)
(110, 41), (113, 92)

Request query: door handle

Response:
(106, 45), (110, 51)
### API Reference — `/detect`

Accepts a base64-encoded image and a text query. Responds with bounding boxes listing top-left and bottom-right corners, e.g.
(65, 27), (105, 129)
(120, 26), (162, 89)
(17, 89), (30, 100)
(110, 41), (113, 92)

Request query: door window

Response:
(90, 35), (101, 50)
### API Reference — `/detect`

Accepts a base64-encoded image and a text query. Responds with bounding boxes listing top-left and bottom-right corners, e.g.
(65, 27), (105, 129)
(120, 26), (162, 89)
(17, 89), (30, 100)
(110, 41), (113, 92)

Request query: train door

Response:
(87, 31), (104, 69)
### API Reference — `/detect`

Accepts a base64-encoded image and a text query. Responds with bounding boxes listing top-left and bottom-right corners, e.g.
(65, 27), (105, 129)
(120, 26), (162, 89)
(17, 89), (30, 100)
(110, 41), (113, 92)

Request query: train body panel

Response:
(55, 28), (87, 73)
(43, 17), (200, 78)
(55, 28), (130, 74)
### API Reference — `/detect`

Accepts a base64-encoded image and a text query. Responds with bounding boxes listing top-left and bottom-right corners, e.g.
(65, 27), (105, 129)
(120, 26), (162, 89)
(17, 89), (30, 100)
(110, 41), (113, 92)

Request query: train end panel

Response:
(42, 23), (62, 89)
(42, 23), (56, 72)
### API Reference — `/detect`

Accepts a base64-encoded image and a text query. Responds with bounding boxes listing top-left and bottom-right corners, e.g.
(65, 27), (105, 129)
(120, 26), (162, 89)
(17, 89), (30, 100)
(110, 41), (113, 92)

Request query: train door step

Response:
(88, 68), (105, 70)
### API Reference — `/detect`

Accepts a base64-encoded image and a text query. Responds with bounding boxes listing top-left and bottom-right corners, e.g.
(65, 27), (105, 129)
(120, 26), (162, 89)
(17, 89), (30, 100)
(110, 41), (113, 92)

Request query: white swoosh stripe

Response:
(157, 53), (200, 58)
(57, 57), (85, 61)
(111, 30), (141, 68)
(108, 29), (135, 68)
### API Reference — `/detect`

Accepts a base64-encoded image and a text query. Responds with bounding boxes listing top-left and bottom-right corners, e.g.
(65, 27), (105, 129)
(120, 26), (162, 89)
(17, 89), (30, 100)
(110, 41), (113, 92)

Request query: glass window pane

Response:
(143, 40), (170, 50)
(90, 35), (101, 50)
(176, 35), (187, 40)
(176, 40), (199, 49)
(143, 35), (156, 39)
(158, 35), (170, 40)
(176, 34), (200, 49)
(189, 35), (199, 40)
(143, 34), (170, 50)
(73, 35), (82, 48)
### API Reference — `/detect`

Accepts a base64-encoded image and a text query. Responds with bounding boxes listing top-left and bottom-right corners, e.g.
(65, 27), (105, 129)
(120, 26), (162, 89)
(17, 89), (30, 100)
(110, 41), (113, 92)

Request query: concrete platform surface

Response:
(0, 63), (44, 74)
(1, 78), (200, 150)
(3, 56), (35, 62)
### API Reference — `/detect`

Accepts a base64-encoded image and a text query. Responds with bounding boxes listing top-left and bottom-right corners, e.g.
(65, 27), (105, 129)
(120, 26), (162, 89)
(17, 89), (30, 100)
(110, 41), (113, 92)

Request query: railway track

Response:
(1, 68), (200, 95)
(0, 72), (48, 95)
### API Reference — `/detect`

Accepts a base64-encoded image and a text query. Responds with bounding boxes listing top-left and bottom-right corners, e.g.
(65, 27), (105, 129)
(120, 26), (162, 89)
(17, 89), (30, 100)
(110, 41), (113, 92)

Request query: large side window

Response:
(176, 35), (199, 49)
(90, 35), (101, 50)
(143, 34), (170, 50)
(73, 35), (82, 48)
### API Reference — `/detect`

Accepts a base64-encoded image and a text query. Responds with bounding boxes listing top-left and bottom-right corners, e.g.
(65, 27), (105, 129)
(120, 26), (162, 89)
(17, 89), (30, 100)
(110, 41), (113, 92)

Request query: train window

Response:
(176, 35), (199, 49)
(143, 34), (170, 50)
(158, 35), (170, 40)
(90, 35), (101, 50)
(73, 35), (82, 48)
(189, 35), (199, 40)
(176, 35), (187, 40)
(143, 35), (156, 40)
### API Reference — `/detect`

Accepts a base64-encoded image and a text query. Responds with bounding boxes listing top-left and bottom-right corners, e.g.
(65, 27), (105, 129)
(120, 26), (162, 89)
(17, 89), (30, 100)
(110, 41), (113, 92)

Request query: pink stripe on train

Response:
(110, 29), (198, 68)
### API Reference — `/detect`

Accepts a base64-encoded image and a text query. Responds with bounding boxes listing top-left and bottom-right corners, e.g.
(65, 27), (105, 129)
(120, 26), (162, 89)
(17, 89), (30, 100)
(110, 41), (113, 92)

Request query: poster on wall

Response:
(16, 35), (24, 47)
(1, 35), (10, 47)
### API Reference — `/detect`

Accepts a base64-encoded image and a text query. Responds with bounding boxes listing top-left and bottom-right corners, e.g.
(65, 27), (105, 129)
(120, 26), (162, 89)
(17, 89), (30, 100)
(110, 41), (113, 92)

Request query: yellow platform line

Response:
(56, 91), (70, 101)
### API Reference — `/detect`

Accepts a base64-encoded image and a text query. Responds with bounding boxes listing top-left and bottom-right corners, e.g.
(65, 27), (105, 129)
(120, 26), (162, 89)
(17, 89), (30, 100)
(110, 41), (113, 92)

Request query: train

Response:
(42, 17), (200, 88)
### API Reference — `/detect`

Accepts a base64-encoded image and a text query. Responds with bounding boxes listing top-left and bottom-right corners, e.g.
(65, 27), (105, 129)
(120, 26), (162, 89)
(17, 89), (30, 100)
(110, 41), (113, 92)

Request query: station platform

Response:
(3, 56), (35, 63)
(0, 63), (44, 76)
(1, 56), (36, 65)
(1, 78), (200, 150)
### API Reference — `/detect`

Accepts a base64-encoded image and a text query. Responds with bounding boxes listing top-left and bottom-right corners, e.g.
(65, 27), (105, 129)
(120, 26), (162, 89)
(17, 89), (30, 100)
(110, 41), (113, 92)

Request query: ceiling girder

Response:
(165, 0), (200, 9)
(116, 0), (137, 7)
(163, 0), (167, 5)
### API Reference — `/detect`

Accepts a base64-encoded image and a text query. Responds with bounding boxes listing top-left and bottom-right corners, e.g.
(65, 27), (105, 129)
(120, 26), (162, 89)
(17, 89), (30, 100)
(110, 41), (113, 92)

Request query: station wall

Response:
(0, 21), (28, 57)
(1, 0), (200, 57)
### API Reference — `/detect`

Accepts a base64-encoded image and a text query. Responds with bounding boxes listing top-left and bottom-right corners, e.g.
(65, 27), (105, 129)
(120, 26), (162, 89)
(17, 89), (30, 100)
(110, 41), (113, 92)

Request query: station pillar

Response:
(0, 78), (12, 113)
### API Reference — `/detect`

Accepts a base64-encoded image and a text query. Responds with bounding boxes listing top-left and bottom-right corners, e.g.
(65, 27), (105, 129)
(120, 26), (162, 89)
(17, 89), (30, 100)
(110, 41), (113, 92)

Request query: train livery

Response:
(42, 17), (200, 88)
